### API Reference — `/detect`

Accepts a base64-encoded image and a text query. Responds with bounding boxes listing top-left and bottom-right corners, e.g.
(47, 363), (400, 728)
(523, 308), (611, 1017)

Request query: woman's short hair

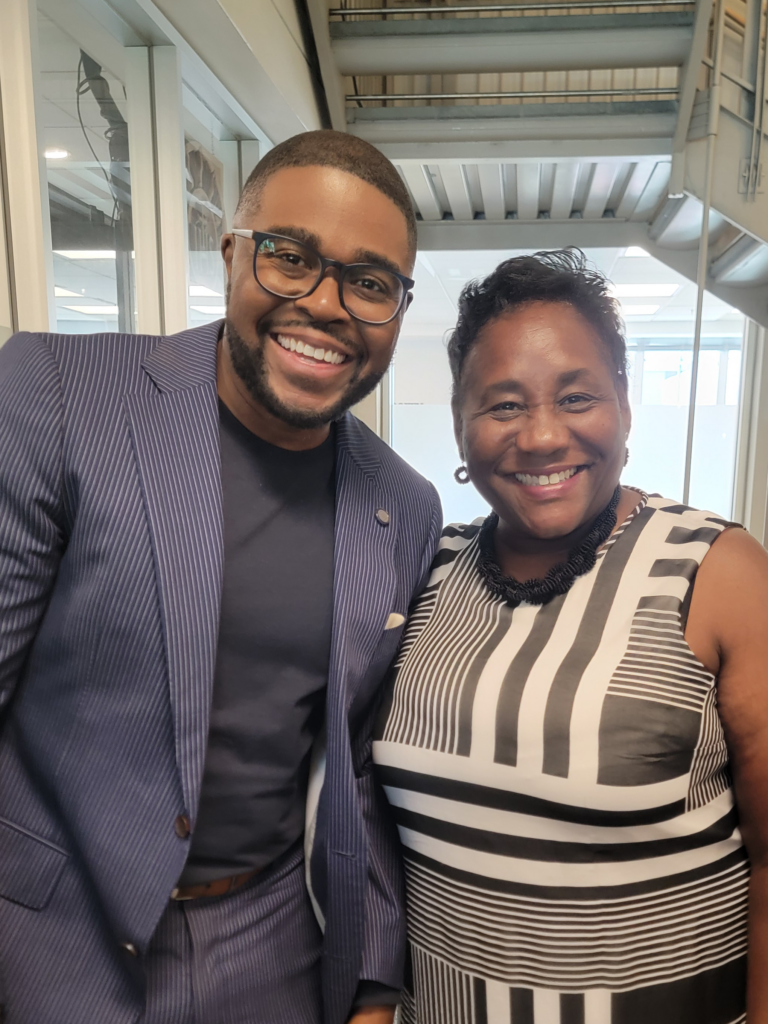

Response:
(447, 248), (629, 399)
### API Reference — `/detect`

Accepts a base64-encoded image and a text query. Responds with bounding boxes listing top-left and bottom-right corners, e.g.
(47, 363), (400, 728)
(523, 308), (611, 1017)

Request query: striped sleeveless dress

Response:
(374, 492), (748, 1024)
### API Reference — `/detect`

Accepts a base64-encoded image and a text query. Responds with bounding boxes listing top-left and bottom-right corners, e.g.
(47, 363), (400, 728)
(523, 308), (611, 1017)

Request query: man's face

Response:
(221, 165), (413, 430)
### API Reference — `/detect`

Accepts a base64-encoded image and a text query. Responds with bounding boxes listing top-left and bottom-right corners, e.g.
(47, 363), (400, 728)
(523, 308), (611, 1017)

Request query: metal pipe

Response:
(682, 0), (725, 505)
(752, 0), (768, 196)
(346, 86), (677, 99)
(747, 0), (767, 196)
(331, 0), (693, 13)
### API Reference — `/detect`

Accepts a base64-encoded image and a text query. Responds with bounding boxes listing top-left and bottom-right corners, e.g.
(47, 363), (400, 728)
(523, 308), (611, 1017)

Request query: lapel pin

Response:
(375, 508), (391, 526)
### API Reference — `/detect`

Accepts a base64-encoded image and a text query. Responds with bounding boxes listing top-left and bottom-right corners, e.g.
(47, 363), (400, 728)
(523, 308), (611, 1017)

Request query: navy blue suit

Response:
(0, 322), (441, 1024)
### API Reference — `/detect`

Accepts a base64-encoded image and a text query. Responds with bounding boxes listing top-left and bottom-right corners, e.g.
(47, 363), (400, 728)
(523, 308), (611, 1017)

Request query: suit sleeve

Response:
(0, 333), (65, 712)
(355, 482), (443, 992)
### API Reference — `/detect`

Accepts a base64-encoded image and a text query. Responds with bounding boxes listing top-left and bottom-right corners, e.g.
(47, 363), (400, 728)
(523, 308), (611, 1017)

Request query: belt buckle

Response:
(170, 887), (196, 901)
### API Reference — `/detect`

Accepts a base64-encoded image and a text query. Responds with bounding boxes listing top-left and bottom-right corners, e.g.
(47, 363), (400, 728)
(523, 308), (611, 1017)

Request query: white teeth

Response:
(514, 467), (581, 487)
(276, 335), (345, 365)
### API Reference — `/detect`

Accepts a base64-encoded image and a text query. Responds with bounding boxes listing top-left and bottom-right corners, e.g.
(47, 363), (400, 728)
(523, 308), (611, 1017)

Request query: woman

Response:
(374, 250), (768, 1024)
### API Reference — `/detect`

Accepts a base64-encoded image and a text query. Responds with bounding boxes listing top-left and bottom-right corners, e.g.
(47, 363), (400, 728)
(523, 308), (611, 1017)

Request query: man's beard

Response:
(225, 316), (386, 430)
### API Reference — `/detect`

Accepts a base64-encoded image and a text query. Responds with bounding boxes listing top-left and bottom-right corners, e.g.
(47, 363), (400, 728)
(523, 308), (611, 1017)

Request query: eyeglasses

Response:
(232, 230), (414, 326)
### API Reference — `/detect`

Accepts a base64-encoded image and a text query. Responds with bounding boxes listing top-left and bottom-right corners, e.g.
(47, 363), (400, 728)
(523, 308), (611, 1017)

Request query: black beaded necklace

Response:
(476, 485), (622, 608)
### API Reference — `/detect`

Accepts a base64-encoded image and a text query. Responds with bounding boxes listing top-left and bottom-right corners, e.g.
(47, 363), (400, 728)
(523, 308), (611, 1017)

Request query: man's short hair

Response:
(235, 130), (417, 262)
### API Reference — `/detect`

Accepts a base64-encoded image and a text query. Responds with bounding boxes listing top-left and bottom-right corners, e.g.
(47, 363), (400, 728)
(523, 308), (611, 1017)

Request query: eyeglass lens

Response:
(254, 236), (404, 324)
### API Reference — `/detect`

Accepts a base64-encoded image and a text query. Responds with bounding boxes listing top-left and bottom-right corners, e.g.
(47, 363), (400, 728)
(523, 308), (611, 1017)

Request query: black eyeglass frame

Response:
(232, 229), (415, 325)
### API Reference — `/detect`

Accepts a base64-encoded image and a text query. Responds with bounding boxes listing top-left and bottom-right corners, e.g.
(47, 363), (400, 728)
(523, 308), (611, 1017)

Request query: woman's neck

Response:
(492, 486), (637, 583)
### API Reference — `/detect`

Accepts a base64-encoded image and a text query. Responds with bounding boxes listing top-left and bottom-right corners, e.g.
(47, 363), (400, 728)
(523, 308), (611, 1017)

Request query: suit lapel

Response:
(329, 414), (398, 717)
(125, 322), (223, 820)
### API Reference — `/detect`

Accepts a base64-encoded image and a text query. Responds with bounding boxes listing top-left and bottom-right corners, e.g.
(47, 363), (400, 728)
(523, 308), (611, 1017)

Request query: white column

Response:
(733, 321), (768, 545)
(151, 46), (189, 335)
(0, 0), (55, 331)
(0, 147), (13, 344)
(125, 47), (162, 336)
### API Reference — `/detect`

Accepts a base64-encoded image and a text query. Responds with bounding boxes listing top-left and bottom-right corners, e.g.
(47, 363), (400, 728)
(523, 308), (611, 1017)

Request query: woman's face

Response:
(454, 300), (631, 541)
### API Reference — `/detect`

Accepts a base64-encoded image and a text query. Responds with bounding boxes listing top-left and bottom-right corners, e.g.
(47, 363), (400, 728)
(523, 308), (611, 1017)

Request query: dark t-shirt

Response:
(180, 401), (335, 885)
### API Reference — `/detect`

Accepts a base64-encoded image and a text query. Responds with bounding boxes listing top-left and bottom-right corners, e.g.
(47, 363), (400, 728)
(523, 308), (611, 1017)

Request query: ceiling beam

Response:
(332, 24), (692, 77)
(416, 218), (649, 250)
(643, 235), (768, 328)
(710, 235), (766, 282)
(583, 162), (618, 219)
(400, 164), (443, 221)
(615, 161), (656, 219)
(367, 136), (673, 163)
(516, 164), (541, 221)
(549, 163), (580, 221)
(669, 0), (714, 196)
(438, 164), (474, 222)
(478, 164), (506, 221)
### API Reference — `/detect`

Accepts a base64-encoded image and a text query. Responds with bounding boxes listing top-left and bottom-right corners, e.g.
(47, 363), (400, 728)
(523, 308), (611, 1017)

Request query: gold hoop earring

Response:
(454, 464), (470, 485)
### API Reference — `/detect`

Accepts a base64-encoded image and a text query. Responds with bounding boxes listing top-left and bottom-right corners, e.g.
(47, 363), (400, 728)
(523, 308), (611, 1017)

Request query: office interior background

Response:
(0, 0), (767, 535)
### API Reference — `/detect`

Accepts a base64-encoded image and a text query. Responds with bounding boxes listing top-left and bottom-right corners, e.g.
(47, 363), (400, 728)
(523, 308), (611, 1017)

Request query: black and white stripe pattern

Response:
(375, 494), (748, 1023)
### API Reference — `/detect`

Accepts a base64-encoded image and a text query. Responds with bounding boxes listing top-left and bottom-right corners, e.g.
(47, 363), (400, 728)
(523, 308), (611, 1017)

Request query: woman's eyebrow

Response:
(557, 368), (594, 387)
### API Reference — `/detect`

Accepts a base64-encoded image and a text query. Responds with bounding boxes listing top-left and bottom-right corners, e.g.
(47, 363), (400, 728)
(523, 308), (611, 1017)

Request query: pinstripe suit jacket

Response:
(0, 321), (441, 1024)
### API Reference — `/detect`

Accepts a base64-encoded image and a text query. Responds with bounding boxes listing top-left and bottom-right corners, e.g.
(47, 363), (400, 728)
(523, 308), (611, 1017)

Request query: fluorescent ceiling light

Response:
(612, 284), (678, 298)
(44, 148), (69, 160)
(64, 305), (119, 315)
(191, 305), (226, 314)
(621, 304), (660, 316)
(189, 285), (223, 297)
(624, 246), (650, 257)
(54, 286), (80, 297)
(54, 251), (116, 260)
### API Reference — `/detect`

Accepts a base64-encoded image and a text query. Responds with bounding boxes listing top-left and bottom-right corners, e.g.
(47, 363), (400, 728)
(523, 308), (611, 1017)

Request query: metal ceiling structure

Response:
(307, 0), (768, 327)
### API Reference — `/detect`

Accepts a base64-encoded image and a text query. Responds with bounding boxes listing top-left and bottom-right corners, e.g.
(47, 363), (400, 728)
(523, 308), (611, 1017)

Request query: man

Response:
(0, 130), (441, 1024)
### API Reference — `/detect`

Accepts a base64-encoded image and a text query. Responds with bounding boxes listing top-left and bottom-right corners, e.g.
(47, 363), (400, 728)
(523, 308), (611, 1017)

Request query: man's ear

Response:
(221, 233), (235, 279)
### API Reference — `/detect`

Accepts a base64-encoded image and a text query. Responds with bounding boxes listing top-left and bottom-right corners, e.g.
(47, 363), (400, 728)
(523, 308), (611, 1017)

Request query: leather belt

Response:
(171, 868), (260, 901)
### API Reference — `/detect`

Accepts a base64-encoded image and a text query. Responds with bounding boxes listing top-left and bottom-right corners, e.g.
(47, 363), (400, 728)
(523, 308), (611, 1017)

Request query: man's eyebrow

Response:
(262, 228), (406, 278)
(265, 225), (323, 251)
(353, 249), (407, 277)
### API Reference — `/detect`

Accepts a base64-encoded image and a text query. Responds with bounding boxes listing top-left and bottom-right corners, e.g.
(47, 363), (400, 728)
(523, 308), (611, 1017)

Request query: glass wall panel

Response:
(37, 9), (135, 333)
(183, 92), (240, 328)
(393, 248), (745, 525)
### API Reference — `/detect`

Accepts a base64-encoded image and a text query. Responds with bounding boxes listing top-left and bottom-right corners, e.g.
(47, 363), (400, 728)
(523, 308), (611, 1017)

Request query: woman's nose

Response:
(515, 406), (569, 454)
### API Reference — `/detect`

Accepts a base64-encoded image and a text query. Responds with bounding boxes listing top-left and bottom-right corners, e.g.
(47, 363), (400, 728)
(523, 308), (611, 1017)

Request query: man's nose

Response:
(515, 405), (570, 455)
(294, 271), (349, 323)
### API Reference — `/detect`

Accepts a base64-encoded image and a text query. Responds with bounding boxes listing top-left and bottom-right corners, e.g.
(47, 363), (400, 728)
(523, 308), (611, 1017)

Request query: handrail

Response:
(346, 86), (678, 99)
(331, 0), (693, 14)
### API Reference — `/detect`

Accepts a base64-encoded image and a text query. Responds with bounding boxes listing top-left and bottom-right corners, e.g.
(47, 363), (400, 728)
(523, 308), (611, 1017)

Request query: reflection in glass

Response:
(186, 139), (227, 326)
(38, 10), (135, 333)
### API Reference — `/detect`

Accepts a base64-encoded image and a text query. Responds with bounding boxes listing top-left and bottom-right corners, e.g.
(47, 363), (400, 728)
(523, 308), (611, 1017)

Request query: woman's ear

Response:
(451, 397), (465, 461)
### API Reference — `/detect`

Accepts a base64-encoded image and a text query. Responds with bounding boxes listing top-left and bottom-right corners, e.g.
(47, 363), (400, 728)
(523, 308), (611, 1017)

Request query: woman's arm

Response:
(687, 527), (768, 1023)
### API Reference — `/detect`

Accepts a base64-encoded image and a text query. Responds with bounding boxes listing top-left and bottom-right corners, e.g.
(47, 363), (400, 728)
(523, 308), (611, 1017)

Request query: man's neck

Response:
(216, 335), (331, 451)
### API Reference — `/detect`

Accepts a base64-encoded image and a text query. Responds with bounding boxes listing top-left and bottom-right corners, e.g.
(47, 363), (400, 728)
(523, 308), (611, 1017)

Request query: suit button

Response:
(174, 814), (191, 839)
(121, 942), (139, 957)
(375, 508), (390, 526)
